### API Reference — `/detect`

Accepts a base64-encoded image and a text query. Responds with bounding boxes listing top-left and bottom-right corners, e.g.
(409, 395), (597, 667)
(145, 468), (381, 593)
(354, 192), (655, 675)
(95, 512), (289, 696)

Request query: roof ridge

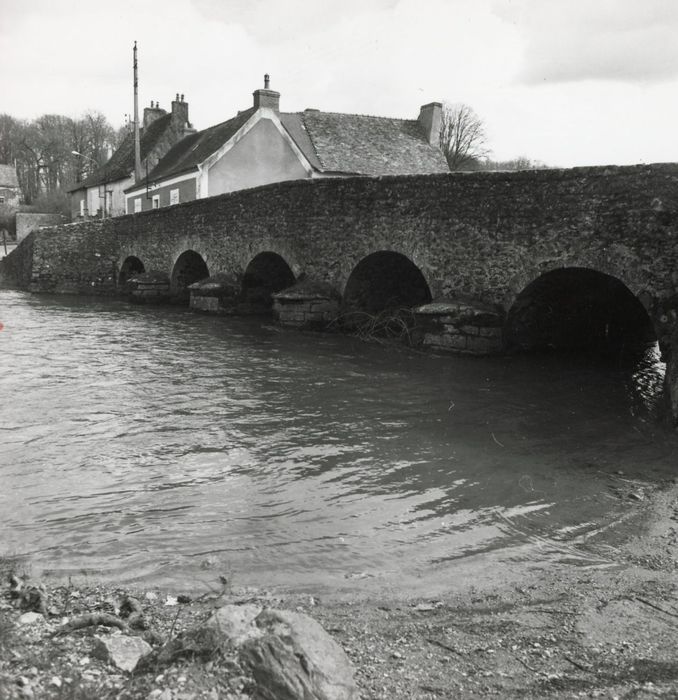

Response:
(295, 110), (415, 122)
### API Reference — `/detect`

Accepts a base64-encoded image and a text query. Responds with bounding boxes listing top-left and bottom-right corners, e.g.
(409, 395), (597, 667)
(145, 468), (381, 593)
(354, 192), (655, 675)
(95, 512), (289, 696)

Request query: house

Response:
(67, 95), (194, 219)
(0, 164), (22, 207)
(124, 76), (449, 213)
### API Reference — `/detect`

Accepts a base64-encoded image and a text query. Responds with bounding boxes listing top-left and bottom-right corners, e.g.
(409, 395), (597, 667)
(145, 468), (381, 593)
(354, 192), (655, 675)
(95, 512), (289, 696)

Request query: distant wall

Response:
(16, 212), (68, 241)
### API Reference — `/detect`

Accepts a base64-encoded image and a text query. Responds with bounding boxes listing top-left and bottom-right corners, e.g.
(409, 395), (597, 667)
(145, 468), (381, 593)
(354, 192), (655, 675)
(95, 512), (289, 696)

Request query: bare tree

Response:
(439, 102), (489, 170)
(0, 110), (121, 207)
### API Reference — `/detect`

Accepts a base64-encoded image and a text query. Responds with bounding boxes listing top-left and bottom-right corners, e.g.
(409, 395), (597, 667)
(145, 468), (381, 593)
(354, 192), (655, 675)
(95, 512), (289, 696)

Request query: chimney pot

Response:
(264, 74), (270, 89)
(181, 93), (184, 102)
(176, 93), (179, 101)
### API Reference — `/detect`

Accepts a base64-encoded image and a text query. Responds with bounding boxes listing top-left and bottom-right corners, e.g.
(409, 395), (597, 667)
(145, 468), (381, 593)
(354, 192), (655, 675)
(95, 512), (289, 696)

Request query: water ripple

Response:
(1, 290), (676, 592)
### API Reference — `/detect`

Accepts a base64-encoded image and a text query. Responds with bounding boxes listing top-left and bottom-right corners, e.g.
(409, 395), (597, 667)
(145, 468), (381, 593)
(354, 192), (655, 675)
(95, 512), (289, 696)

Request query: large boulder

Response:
(240, 608), (359, 700)
(205, 603), (262, 646)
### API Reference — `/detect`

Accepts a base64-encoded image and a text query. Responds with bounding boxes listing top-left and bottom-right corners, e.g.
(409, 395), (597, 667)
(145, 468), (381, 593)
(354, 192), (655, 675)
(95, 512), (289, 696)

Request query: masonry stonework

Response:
(3, 165), (678, 419)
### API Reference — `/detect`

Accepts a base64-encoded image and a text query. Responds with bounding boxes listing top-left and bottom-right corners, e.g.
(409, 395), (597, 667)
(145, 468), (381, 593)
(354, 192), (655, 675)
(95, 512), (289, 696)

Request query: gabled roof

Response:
(128, 108), (256, 189)
(67, 114), (174, 192)
(128, 103), (448, 192)
(282, 111), (449, 176)
(0, 164), (20, 188)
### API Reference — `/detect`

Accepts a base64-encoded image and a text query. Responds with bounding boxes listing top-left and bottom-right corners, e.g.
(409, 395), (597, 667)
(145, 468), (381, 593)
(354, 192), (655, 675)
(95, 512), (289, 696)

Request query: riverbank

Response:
(2, 477), (678, 699)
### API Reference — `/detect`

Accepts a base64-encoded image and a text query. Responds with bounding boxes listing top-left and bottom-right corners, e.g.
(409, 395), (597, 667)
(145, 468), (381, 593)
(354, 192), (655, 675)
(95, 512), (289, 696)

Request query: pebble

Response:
(49, 676), (62, 688)
(413, 603), (435, 612)
(18, 612), (43, 625)
(148, 689), (172, 700)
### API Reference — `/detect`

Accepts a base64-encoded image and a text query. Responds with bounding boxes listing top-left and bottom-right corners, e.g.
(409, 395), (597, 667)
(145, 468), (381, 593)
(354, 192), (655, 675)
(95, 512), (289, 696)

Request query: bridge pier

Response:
(414, 298), (504, 355)
(126, 271), (171, 303)
(273, 280), (341, 329)
(189, 274), (241, 313)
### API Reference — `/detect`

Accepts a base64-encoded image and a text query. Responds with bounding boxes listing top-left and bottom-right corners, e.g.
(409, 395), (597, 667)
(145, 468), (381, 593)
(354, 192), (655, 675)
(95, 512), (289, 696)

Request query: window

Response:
(134, 198), (142, 213)
(152, 195), (160, 209)
(169, 188), (180, 206)
(79, 199), (84, 216)
(0, 196), (5, 204)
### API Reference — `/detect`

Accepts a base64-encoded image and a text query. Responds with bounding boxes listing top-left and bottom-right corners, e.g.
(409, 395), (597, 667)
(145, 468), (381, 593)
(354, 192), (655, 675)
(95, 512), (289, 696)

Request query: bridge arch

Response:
(242, 251), (296, 310)
(343, 250), (432, 314)
(505, 266), (656, 355)
(171, 250), (209, 303)
(118, 255), (145, 286)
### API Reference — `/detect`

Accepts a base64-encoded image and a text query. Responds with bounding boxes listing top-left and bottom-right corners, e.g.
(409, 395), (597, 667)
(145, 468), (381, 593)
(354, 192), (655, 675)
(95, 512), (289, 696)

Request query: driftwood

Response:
(54, 613), (129, 636)
(119, 596), (148, 629)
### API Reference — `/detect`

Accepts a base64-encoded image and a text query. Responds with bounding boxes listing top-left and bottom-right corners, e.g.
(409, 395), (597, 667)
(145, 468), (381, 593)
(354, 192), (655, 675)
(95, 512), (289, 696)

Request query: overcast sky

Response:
(1, 0), (677, 167)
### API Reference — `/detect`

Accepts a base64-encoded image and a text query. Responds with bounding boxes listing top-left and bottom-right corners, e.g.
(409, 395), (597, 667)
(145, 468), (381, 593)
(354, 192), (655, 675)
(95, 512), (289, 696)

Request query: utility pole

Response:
(133, 41), (142, 183)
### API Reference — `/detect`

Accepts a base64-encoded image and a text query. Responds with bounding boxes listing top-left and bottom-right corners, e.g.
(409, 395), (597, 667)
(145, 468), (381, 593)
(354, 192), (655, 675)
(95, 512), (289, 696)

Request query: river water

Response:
(1, 290), (676, 596)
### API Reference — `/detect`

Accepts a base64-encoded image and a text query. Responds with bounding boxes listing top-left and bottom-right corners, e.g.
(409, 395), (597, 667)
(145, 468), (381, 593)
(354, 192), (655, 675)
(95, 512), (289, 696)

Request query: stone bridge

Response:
(2, 164), (678, 420)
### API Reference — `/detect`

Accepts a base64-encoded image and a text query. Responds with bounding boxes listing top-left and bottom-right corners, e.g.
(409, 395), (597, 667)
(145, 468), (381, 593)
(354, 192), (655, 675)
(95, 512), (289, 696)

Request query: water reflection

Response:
(627, 342), (666, 419)
(0, 290), (675, 594)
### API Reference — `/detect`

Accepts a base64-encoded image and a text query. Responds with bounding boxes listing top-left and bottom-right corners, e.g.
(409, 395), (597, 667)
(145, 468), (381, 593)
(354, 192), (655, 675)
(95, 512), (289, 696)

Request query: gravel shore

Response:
(2, 476), (678, 699)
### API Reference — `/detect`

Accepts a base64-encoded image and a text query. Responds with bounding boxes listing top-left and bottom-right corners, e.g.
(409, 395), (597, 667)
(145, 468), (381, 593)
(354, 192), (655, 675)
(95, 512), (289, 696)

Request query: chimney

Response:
(171, 93), (190, 130)
(253, 73), (280, 112)
(418, 102), (442, 149)
(143, 100), (167, 128)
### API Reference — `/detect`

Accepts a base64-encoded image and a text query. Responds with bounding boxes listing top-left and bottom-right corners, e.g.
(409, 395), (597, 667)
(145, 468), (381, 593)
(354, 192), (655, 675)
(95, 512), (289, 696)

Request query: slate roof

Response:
(67, 114), (175, 192)
(0, 164), (20, 188)
(130, 104), (447, 190)
(282, 111), (449, 175)
(128, 108), (256, 189)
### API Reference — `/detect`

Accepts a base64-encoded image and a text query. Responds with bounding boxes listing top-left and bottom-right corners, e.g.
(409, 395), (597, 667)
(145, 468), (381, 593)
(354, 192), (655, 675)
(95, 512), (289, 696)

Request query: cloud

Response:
(191, 0), (399, 42)
(493, 0), (678, 84)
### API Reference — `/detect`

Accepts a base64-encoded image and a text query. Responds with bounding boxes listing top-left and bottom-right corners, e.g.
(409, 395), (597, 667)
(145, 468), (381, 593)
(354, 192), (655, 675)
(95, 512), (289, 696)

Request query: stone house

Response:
(124, 76), (449, 214)
(0, 164), (22, 207)
(67, 96), (193, 219)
